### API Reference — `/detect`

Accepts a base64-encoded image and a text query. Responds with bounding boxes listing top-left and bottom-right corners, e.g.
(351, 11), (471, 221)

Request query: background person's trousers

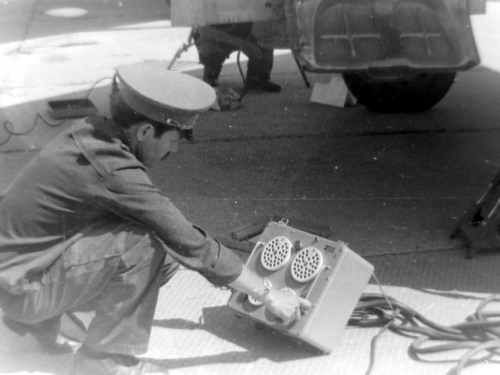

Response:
(195, 34), (274, 84)
(0, 220), (180, 356)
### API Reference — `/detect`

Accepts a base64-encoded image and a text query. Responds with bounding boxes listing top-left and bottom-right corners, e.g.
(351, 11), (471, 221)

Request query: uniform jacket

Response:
(0, 117), (243, 294)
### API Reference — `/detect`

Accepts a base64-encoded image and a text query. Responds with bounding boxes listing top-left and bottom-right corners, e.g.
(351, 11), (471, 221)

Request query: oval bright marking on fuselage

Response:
(45, 8), (89, 18)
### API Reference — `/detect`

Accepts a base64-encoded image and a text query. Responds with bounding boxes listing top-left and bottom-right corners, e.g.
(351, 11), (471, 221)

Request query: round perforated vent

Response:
(260, 236), (292, 271)
(291, 246), (324, 282)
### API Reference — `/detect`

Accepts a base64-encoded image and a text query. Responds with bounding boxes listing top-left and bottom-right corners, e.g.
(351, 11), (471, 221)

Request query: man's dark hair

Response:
(110, 91), (175, 138)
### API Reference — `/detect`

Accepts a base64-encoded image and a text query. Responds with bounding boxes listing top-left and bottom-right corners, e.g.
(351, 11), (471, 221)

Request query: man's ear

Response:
(136, 122), (154, 141)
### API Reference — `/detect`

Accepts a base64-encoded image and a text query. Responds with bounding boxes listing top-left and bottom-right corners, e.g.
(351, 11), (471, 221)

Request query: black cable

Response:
(1, 77), (111, 147)
(236, 49), (247, 98)
(1, 114), (67, 147)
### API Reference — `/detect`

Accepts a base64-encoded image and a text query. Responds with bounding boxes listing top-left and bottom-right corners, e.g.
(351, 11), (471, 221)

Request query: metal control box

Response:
(227, 221), (373, 354)
(48, 99), (97, 120)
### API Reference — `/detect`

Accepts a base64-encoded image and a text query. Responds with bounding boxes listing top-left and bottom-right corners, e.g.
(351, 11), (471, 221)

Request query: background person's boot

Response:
(246, 77), (282, 92)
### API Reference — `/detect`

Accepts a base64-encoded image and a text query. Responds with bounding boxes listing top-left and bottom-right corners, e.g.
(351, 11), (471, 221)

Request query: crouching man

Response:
(0, 64), (310, 375)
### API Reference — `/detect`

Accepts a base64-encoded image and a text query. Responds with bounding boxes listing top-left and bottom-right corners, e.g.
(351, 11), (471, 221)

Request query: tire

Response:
(342, 72), (456, 113)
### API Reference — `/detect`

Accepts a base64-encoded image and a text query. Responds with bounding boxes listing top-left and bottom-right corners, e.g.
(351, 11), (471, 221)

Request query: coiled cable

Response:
(351, 290), (500, 375)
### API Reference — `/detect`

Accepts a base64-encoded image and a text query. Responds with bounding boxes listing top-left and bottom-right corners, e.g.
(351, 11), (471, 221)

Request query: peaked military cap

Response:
(116, 63), (216, 128)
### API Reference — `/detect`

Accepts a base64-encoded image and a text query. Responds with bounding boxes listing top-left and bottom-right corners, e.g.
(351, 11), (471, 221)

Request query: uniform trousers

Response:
(0, 220), (180, 355)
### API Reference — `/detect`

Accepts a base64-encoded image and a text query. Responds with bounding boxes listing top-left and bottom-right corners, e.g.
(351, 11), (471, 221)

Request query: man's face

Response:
(136, 125), (181, 167)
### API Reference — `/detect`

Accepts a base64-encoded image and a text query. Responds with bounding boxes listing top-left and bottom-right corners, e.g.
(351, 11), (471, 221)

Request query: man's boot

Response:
(73, 345), (169, 375)
(3, 314), (80, 354)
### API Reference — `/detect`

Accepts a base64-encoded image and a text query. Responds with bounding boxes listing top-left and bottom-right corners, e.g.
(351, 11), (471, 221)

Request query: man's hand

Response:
(262, 289), (312, 325)
(228, 266), (312, 325)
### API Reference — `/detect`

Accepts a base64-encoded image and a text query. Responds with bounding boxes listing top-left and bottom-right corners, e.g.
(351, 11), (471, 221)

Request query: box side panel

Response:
(298, 250), (373, 353)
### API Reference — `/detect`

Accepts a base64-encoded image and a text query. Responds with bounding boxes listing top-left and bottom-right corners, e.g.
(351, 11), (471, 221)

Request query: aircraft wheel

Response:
(342, 72), (456, 113)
